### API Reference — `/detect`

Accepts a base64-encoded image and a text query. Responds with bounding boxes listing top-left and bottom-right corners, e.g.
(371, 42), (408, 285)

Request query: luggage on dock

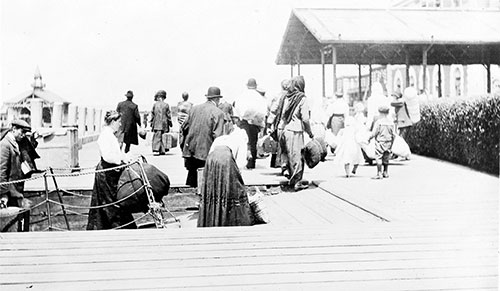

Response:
(392, 135), (411, 159)
(162, 132), (178, 149)
(116, 163), (170, 213)
(302, 137), (328, 169)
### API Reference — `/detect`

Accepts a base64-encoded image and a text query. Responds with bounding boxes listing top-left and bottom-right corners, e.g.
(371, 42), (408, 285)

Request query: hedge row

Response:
(405, 95), (500, 175)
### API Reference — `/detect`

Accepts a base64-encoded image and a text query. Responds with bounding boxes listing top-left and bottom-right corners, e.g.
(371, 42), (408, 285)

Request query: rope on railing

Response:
(46, 185), (145, 210)
(2, 158), (178, 231)
(0, 162), (137, 186)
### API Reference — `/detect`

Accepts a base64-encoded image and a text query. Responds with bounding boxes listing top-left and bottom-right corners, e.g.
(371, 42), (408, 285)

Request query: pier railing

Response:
(0, 158), (179, 232)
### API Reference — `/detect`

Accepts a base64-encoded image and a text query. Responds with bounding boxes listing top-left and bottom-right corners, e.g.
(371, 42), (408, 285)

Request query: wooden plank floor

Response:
(9, 136), (499, 290)
(0, 223), (497, 290)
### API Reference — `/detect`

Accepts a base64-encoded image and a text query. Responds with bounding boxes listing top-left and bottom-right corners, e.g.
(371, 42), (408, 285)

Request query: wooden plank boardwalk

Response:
(1, 223), (497, 290)
(3, 137), (498, 289)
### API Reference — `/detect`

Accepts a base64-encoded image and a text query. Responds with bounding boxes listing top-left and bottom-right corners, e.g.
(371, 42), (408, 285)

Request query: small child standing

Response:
(333, 116), (365, 177)
(369, 105), (396, 179)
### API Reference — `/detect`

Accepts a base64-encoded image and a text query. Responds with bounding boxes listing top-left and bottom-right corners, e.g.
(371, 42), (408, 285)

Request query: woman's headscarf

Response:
(281, 76), (306, 124)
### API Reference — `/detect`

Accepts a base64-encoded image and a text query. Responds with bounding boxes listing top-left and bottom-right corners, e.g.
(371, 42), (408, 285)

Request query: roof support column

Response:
(290, 63), (293, 78)
(369, 64), (373, 97)
(321, 47), (326, 98)
(358, 64), (362, 101)
(30, 98), (43, 130)
(422, 45), (432, 92)
(405, 46), (410, 88)
(438, 64), (442, 98)
(486, 63), (491, 93)
(483, 48), (492, 93)
(296, 51), (301, 75)
(332, 46), (337, 95)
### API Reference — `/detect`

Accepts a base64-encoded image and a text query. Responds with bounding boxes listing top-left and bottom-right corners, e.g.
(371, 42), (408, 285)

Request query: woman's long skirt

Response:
(87, 160), (137, 230)
(197, 146), (253, 227)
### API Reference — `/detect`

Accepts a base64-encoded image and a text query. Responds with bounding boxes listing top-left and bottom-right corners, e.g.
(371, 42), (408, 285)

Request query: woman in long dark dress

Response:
(197, 145), (253, 227)
(87, 110), (136, 230)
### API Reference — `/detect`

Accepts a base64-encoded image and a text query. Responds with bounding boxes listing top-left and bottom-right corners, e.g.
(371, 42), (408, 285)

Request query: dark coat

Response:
(116, 99), (141, 145)
(0, 135), (25, 206)
(180, 101), (225, 161)
(151, 100), (172, 131)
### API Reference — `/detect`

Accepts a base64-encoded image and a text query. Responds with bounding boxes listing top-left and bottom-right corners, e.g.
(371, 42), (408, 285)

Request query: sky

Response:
(1, 0), (391, 111)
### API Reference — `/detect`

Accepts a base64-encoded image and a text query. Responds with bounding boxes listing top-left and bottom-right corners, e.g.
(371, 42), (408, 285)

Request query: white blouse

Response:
(210, 127), (248, 169)
(97, 126), (125, 165)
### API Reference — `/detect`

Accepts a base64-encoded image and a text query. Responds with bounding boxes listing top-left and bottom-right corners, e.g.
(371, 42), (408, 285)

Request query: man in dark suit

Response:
(180, 86), (225, 187)
(116, 90), (141, 153)
(0, 120), (32, 208)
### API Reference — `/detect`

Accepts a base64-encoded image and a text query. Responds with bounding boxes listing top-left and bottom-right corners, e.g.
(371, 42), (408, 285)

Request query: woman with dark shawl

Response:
(87, 110), (137, 230)
(197, 143), (253, 227)
(273, 76), (315, 191)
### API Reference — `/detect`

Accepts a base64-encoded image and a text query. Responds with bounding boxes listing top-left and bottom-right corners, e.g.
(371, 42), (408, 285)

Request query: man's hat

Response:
(11, 119), (31, 132)
(125, 90), (134, 98)
(205, 86), (222, 99)
(378, 105), (390, 114)
(246, 78), (257, 89)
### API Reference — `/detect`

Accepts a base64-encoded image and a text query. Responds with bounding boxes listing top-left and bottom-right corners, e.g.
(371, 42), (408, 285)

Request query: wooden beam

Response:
(486, 63), (491, 94)
(321, 47), (326, 98)
(422, 44), (433, 92)
(405, 46), (410, 88)
(358, 64), (362, 101)
(332, 46), (337, 95)
(438, 64), (442, 98)
(369, 64), (373, 97)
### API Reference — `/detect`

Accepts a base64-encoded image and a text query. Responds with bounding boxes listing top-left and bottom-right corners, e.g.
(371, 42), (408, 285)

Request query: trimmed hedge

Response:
(406, 95), (500, 175)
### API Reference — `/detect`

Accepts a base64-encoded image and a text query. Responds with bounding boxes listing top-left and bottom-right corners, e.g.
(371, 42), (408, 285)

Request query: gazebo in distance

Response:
(2, 66), (70, 129)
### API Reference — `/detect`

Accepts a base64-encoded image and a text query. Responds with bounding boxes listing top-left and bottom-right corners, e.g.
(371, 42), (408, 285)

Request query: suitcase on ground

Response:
(162, 132), (178, 149)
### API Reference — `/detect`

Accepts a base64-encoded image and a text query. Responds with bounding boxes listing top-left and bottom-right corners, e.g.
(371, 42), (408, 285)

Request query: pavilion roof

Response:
(4, 88), (70, 106)
(276, 8), (500, 65)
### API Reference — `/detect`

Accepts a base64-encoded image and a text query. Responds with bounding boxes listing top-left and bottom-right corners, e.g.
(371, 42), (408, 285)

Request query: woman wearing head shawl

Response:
(274, 76), (315, 191)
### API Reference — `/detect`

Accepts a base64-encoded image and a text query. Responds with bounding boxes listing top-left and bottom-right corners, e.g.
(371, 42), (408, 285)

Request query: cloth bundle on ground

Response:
(392, 135), (411, 159)
(302, 137), (328, 169)
(361, 139), (377, 160)
(116, 162), (170, 213)
(248, 188), (270, 224)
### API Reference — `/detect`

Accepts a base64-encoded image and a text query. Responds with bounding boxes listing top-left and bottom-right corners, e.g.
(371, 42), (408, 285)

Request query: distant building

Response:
(1, 67), (70, 128)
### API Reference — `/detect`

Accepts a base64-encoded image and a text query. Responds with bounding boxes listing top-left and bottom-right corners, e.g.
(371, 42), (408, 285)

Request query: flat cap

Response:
(11, 119), (31, 131)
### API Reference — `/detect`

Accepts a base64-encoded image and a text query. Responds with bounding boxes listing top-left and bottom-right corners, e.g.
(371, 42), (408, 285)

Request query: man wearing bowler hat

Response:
(180, 86), (225, 187)
(0, 120), (32, 207)
(116, 90), (141, 153)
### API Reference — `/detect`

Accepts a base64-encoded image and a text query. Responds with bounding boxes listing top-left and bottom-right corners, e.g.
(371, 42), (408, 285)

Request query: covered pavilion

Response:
(276, 8), (500, 97)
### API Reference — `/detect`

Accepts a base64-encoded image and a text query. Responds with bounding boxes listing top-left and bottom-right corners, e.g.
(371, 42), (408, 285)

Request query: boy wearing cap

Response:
(0, 120), (32, 207)
(369, 106), (396, 179)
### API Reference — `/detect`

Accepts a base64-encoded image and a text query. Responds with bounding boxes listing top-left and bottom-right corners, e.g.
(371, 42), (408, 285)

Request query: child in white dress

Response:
(333, 116), (365, 177)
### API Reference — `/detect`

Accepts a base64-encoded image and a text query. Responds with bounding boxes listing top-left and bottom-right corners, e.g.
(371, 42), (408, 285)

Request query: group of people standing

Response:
(327, 82), (420, 179)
